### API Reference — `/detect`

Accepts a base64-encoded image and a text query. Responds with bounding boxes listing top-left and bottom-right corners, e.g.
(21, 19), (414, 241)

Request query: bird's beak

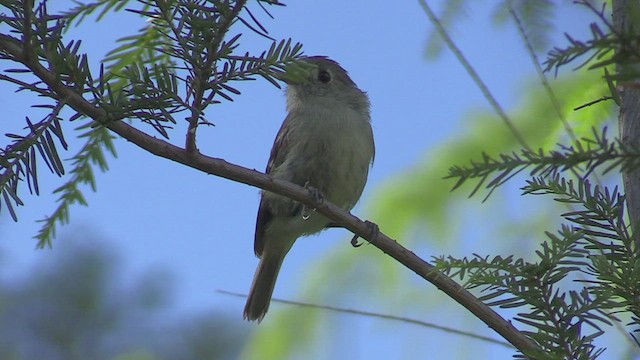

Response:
(273, 70), (298, 85)
(275, 60), (317, 85)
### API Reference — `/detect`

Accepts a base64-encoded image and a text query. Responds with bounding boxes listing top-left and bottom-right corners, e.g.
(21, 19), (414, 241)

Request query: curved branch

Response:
(0, 34), (544, 357)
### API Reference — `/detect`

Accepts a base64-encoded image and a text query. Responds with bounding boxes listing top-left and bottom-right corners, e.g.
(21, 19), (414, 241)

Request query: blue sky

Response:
(0, 1), (613, 359)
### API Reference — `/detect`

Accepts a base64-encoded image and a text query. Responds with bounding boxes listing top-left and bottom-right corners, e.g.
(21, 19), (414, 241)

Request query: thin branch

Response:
(217, 289), (514, 349)
(0, 33), (545, 358)
(418, 0), (532, 152)
(508, 2), (578, 143)
(22, 0), (33, 59)
(573, 96), (613, 110)
(184, 0), (248, 153)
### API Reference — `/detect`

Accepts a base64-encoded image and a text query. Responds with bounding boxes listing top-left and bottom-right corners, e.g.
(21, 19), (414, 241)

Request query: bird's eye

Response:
(318, 70), (332, 83)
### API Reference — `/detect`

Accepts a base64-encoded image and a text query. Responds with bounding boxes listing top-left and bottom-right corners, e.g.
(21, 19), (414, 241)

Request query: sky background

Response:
(0, 1), (624, 359)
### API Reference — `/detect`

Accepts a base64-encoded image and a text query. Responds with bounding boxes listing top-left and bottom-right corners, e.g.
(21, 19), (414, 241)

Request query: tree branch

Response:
(184, 0), (248, 153)
(0, 34), (544, 357)
(613, 0), (640, 243)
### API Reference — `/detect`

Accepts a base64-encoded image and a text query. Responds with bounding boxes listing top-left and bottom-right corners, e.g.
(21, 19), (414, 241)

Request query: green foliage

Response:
(428, 1), (640, 358)
(35, 123), (116, 247)
(0, 105), (69, 223)
(545, 1), (640, 82)
(0, 0), (303, 245)
(447, 127), (640, 200)
(435, 172), (638, 357)
(62, 0), (133, 26)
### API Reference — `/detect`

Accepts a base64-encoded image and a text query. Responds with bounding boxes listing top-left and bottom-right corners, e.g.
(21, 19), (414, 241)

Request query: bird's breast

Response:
(286, 104), (374, 210)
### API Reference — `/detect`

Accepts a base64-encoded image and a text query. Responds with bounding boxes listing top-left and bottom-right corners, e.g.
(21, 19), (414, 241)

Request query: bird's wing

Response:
(254, 114), (295, 257)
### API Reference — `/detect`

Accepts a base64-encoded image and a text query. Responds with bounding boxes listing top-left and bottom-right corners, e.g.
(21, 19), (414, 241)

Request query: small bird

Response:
(243, 56), (375, 321)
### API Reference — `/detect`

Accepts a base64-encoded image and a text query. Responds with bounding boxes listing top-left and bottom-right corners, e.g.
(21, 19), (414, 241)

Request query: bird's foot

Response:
(304, 181), (324, 204)
(351, 220), (379, 247)
(301, 181), (324, 220)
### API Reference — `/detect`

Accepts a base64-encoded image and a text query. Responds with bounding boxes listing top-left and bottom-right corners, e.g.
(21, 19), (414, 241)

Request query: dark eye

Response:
(318, 70), (331, 83)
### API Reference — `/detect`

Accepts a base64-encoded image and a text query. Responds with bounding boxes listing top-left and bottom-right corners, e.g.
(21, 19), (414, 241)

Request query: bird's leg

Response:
(301, 181), (324, 220)
(304, 180), (324, 204)
(351, 220), (379, 247)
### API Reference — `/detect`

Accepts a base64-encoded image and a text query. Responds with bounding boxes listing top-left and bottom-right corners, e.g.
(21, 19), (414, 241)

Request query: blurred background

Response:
(0, 1), (630, 359)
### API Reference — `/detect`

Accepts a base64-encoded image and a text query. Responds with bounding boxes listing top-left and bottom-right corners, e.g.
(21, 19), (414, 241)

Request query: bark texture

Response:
(613, 0), (640, 238)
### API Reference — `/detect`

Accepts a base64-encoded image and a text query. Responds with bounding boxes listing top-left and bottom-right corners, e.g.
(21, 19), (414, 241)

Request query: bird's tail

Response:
(243, 250), (286, 322)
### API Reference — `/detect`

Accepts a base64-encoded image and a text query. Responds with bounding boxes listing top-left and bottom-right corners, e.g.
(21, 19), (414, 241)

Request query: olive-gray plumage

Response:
(244, 57), (374, 321)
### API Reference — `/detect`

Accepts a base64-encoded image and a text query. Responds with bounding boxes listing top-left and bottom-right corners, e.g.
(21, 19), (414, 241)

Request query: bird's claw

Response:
(301, 181), (324, 220)
(304, 181), (324, 204)
(351, 220), (379, 248)
(351, 234), (363, 247)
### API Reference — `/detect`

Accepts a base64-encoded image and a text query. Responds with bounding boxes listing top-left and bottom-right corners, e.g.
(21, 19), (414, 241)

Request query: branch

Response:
(418, 0), (531, 152)
(217, 289), (514, 349)
(0, 34), (544, 358)
(613, 0), (640, 241)
(508, 4), (578, 144)
(184, 0), (248, 153)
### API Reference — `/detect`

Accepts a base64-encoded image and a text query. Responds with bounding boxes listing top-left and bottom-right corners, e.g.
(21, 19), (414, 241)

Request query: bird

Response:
(243, 56), (375, 321)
